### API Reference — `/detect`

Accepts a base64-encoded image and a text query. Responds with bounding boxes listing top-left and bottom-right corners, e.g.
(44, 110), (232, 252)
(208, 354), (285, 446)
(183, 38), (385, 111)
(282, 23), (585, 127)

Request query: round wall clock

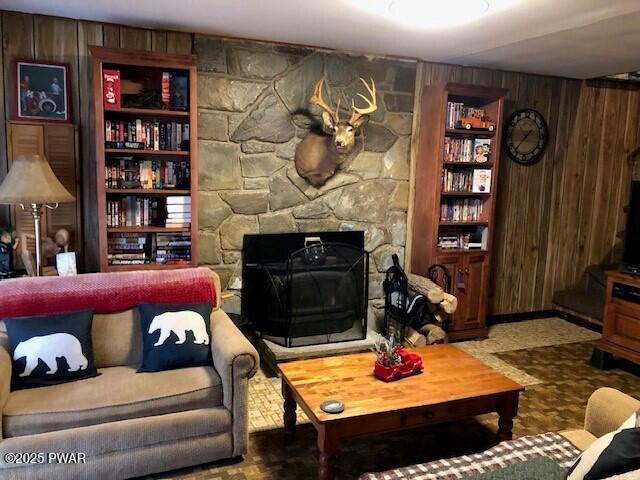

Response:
(503, 109), (549, 165)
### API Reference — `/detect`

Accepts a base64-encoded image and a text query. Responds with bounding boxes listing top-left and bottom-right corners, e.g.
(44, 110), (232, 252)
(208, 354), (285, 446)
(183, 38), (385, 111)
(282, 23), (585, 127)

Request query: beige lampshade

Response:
(0, 154), (75, 205)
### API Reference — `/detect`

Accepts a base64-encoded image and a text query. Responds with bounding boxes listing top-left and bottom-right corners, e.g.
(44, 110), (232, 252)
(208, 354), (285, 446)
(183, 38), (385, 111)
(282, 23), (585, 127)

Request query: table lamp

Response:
(0, 154), (75, 276)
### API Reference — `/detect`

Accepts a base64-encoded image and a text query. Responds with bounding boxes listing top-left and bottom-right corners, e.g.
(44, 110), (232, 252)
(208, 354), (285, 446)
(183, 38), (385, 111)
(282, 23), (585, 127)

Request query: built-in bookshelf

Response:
(410, 83), (507, 340)
(90, 47), (198, 272)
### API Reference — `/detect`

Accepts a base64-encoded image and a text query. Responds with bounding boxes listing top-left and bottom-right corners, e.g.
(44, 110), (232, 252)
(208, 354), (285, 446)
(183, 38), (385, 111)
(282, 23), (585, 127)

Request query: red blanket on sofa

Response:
(0, 267), (218, 320)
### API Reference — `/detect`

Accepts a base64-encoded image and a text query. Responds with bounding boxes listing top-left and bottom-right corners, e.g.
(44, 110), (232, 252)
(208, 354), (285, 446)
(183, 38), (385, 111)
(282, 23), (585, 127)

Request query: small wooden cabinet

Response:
(595, 271), (640, 366)
(437, 253), (489, 339)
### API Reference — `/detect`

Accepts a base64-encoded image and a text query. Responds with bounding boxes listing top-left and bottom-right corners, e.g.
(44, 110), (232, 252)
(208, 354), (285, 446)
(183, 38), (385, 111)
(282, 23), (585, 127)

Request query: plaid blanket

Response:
(359, 432), (581, 480)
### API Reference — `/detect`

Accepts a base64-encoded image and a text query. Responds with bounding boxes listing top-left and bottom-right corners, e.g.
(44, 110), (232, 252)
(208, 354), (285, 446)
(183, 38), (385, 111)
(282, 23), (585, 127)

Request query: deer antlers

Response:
(349, 77), (377, 125)
(310, 76), (377, 127)
(310, 77), (339, 124)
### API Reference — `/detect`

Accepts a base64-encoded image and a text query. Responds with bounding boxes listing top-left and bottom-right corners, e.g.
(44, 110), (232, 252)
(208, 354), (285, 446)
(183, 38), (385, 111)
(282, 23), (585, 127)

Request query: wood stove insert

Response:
(242, 231), (369, 348)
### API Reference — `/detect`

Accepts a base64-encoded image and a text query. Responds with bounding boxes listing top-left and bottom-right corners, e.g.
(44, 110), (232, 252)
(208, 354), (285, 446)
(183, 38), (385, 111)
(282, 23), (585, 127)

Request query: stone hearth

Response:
(222, 287), (382, 368)
(259, 329), (383, 365)
(195, 35), (416, 333)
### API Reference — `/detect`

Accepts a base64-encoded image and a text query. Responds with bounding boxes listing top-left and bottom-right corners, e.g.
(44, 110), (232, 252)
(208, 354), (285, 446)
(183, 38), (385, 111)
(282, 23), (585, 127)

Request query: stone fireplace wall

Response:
(194, 34), (416, 324)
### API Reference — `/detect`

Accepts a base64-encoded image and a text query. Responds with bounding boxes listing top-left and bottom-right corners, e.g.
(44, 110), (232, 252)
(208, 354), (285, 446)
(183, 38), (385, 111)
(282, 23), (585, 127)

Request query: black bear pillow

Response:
(137, 303), (212, 372)
(4, 310), (99, 390)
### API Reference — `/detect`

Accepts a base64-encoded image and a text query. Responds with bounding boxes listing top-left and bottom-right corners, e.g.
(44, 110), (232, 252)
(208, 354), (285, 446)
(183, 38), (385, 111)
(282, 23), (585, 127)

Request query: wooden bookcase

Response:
(90, 46), (198, 272)
(410, 83), (507, 340)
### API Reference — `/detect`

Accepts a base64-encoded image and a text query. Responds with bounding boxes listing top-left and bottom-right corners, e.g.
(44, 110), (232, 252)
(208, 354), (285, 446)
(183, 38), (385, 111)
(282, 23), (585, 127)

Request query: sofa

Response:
(362, 387), (640, 479)
(0, 267), (259, 480)
(559, 386), (640, 451)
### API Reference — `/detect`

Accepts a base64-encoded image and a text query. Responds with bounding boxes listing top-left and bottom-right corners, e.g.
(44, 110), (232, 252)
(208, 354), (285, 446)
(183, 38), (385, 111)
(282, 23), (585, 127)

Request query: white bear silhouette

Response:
(13, 333), (88, 377)
(149, 311), (210, 347)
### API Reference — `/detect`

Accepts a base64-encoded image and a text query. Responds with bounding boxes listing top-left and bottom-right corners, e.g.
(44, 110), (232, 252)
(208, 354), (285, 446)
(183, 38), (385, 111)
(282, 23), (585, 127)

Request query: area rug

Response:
(247, 317), (600, 433)
(455, 317), (601, 354)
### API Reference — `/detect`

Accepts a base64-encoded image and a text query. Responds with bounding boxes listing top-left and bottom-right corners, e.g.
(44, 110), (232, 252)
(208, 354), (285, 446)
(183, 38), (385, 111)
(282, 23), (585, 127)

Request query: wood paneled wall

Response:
(415, 62), (640, 315)
(0, 11), (191, 270)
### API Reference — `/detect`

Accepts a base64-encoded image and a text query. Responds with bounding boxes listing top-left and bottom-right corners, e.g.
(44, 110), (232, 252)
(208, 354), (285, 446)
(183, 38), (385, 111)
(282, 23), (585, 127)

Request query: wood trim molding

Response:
(487, 309), (558, 325)
(88, 45), (196, 67)
(404, 62), (426, 269)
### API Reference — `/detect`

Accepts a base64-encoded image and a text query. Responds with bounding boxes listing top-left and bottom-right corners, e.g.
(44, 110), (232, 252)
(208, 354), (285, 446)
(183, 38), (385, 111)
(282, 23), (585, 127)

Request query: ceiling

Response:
(1, 0), (639, 79)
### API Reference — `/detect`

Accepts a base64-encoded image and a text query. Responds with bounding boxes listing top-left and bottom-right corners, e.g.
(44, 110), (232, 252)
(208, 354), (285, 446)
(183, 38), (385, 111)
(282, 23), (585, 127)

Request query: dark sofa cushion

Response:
(4, 310), (99, 390)
(137, 303), (212, 373)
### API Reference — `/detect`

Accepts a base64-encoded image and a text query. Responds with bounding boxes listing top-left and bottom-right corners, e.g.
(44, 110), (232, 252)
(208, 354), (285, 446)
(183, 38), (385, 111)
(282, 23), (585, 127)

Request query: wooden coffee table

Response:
(278, 344), (524, 480)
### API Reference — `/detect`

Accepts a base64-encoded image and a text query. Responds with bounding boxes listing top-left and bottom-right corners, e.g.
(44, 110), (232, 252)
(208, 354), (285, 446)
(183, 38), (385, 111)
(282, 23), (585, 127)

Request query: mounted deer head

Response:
(294, 76), (378, 187)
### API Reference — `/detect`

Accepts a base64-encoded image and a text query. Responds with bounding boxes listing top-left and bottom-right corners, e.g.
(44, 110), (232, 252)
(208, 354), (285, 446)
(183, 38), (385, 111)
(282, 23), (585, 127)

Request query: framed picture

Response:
(16, 61), (70, 122)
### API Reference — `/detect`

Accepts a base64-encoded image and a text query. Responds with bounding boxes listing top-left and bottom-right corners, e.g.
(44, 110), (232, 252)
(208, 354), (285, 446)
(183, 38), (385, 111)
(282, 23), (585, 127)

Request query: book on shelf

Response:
(444, 137), (473, 163)
(164, 196), (191, 228)
(170, 73), (188, 111)
(164, 223), (191, 229)
(473, 139), (491, 163)
(108, 233), (150, 265)
(105, 157), (190, 189)
(107, 197), (161, 228)
(438, 231), (469, 250)
(444, 136), (492, 163)
(446, 102), (463, 130)
(166, 219), (191, 227)
(103, 70), (121, 109)
(438, 228), (486, 250)
(472, 169), (492, 193)
(442, 168), (474, 192)
(156, 232), (191, 245)
(155, 257), (191, 265)
(108, 252), (147, 260)
(157, 241), (191, 247)
(166, 212), (191, 220)
(110, 259), (147, 265)
(154, 232), (191, 265)
(107, 243), (145, 251)
(105, 141), (145, 150)
(161, 72), (171, 107)
(105, 119), (190, 151)
(107, 231), (193, 266)
(440, 198), (483, 222)
(166, 203), (191, 214)
(108, 233), (146, 243)
(166, 196), (191, 205)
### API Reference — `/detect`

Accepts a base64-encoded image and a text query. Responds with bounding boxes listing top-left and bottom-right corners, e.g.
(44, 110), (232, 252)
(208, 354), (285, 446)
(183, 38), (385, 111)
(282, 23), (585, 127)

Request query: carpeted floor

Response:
(149, 319), (640, 480)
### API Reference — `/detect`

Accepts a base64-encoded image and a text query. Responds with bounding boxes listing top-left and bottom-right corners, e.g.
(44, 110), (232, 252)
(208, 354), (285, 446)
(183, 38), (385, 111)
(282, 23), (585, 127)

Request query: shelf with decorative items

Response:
(410, 82), (507, 340)
(90, 46), (198, 272)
